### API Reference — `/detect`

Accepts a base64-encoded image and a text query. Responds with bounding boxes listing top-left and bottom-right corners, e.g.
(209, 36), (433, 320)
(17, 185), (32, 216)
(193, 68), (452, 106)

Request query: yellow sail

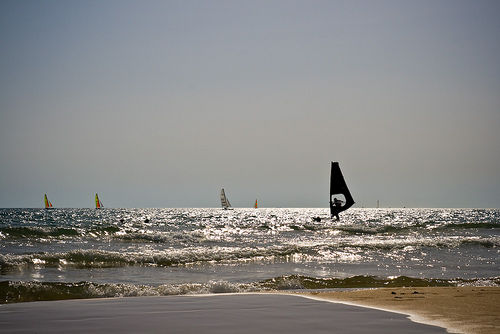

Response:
(44, 194), (53, 208)
(95, 194), (103, 208)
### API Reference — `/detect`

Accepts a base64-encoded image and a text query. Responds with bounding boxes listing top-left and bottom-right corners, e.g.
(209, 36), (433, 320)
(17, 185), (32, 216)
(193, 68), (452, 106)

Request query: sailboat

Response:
(254, 199), (258, 209)
(329, 162), (355, 219)
(95, 193), (103, 208)
(44, 194), (53, 209)
(220, 189), (232, 210)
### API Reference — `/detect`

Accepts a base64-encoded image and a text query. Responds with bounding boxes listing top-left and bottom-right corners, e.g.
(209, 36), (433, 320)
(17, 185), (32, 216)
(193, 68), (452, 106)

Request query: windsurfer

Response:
(331, 198), (344, 220)
(329, 161), (355, 220)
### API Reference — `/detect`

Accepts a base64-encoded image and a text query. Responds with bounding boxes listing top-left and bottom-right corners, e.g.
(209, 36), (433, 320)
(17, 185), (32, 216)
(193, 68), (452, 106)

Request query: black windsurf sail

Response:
(330, 162), (355, 218)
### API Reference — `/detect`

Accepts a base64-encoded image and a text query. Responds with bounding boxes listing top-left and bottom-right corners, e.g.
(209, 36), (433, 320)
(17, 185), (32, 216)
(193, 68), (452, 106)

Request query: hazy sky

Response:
(1, 0), (499, 208)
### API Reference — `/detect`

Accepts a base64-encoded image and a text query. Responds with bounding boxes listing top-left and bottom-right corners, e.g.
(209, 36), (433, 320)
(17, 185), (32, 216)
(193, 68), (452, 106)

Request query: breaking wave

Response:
(1, 235), (498, 271)
(1, 233), (499, 271)
(2, 275), (499, 304)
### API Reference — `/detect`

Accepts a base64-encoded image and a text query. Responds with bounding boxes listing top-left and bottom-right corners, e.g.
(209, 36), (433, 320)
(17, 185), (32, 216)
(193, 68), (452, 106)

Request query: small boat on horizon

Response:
(95, 193), (103, 208)
(44, 194), (53, 209)
(254, 199), (258, 209)
(220, 189), (232, 210)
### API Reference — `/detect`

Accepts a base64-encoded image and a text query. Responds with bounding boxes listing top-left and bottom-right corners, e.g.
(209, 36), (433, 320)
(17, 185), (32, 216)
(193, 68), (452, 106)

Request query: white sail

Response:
(220, 189), (231, 209)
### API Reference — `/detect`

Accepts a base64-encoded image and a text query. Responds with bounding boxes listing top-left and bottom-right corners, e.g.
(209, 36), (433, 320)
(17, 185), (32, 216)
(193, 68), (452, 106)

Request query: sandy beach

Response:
(300, 287), (500, 334)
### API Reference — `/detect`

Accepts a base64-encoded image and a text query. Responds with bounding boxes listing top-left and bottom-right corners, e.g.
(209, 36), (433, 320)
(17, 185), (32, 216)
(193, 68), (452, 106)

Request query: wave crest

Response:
(2, 275), (499, 304)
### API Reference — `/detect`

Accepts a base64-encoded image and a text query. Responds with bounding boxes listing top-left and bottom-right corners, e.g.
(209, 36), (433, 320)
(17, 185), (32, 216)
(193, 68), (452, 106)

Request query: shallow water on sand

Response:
(0, 294), (448, 333)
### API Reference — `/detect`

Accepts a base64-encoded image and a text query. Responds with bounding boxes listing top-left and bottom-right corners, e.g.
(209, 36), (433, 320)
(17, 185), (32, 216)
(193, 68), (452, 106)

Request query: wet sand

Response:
(299, 287), (500, 334)
(0, 293), (447, 334)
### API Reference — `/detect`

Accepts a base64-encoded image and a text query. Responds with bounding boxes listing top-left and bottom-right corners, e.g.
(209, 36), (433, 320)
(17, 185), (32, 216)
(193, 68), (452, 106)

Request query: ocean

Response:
(1, 208), (498, 303)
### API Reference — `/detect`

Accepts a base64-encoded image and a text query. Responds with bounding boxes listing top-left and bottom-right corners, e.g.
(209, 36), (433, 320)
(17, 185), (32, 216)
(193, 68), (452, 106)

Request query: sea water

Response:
(1, 208), (498, 303)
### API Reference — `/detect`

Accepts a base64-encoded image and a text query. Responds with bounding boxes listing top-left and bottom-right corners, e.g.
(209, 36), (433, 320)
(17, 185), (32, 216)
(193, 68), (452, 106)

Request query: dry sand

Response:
(298, 287), (500, 334)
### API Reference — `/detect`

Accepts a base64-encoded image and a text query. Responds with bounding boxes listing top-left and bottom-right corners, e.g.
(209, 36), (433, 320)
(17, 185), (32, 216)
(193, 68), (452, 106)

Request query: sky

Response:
(1, 0), (499, 209)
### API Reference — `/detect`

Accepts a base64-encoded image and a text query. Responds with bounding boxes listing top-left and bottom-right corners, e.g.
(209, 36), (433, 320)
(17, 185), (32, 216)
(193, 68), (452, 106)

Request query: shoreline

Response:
(293, 286), (500, 334)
